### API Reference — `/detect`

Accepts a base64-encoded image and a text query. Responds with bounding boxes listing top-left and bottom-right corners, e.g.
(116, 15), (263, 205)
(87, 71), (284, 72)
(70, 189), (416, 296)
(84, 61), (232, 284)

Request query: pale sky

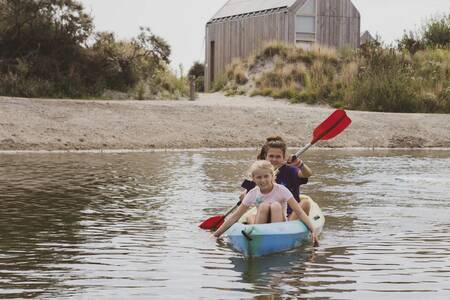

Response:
(79, 0), (449, 71)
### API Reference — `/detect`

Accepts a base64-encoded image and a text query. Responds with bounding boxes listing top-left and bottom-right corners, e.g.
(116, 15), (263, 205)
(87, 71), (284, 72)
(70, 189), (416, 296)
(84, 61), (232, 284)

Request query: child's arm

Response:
(239, 191), (247, 201)
(298, 162), (313, 178)
(213, 204), (249, 238)
(287, 198), (319, 246)
(287, 156), (313, 178)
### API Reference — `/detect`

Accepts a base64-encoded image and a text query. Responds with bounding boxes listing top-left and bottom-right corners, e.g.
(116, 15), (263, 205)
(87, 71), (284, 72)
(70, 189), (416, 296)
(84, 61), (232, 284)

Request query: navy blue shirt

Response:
(241, 164), (308, 215)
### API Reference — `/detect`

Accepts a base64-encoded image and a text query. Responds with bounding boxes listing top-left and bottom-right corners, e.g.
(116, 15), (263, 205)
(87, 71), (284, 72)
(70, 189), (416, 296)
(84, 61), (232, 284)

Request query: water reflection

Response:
(0, 153), (172, 299)
(0, 150), (449, 299)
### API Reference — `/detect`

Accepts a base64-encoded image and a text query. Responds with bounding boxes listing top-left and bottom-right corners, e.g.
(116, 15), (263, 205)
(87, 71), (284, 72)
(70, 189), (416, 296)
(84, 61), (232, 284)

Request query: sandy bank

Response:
(1, 93), (450, 151)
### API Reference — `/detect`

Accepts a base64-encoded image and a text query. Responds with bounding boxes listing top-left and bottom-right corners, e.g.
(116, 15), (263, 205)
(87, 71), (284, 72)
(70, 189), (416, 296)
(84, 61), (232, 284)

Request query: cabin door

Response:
(210, 41), (215, 84)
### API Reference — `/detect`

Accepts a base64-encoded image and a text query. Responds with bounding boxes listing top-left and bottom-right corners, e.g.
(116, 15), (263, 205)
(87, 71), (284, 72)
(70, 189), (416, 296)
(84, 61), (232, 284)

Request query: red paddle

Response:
(199, 200), (241, 230)
(293, 109), (352, 158)
(199, 109), (352, 231)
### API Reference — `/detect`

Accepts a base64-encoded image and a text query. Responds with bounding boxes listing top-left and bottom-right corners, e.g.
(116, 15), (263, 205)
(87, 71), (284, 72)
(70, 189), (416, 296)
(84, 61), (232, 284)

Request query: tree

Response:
(397, 13), (450, 53)
(92, 27), (171, 91)
(0, 0), (96, 96)
(0, 0), (92, 63)
(0, 1), (179, 98)
(397, 31), (425, 54)
(188, 61), (205, 78)
(423, 13), (450, 47)
(188, 61), (205, 92)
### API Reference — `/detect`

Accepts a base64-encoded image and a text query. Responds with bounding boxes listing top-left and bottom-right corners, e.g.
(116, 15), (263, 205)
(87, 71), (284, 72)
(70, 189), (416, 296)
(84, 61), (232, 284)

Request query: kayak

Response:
(224, 195), (325, 257)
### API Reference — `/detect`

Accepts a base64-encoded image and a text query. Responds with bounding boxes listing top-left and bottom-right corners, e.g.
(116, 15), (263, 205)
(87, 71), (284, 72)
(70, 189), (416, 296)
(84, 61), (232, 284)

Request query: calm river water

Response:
(0, 149), (449, 300)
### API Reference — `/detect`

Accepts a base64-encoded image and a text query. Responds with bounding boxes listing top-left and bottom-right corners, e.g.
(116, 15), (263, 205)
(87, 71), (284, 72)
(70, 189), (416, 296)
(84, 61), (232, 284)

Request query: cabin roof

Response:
(211, 0), (297, 21)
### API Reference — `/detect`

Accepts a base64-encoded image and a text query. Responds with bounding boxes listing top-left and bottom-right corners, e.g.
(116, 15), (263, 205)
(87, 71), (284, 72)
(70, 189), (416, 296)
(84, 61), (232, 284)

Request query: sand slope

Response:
(1, 93), (450, 151)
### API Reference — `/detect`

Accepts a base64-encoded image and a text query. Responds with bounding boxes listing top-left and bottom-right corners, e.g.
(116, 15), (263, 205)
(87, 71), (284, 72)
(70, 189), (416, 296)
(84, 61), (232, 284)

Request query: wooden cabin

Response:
(205, 0), (360, 90)
(360, 30), (375, 45)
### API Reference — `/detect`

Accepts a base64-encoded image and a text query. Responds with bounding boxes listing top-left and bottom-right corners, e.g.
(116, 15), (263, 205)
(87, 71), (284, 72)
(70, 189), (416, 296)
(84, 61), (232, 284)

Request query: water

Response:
(0, 150), (449, 299)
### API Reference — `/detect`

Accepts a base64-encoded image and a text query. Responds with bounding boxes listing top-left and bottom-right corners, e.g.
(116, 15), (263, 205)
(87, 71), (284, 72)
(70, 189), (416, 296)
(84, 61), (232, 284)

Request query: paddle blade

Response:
(312, 110), (352, 144)
(199, 215), (225, 230)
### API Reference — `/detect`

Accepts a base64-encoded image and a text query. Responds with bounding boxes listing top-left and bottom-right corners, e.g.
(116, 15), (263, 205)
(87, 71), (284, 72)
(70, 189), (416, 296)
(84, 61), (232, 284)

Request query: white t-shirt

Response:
(242, 183), (294, 217)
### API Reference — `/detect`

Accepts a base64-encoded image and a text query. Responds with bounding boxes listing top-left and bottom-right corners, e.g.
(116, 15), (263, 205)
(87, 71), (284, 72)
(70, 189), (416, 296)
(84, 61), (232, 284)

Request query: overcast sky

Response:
(79, 0), (449, 71)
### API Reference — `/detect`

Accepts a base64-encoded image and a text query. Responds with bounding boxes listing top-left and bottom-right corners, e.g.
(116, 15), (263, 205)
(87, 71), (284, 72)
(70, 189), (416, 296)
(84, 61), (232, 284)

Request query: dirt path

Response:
(1, 93), (450, 151)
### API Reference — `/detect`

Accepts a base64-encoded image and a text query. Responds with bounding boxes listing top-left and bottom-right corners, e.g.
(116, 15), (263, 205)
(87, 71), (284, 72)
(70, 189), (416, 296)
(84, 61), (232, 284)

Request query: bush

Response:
(195, 76), (205, 93)
(211, 74), (228, 92)
(398, 13), (450, 53)
(188, 62), (205, 78)
(349, 68), (420, 112)
(398, 31), (426, 54)
(419, 92), (441, 113)
(131, 69), (188, 100)
(188, 62), (205, 92)
(423, 13), (450, 47)
(412, 48), (450, 87)
(0, 1), (185, 99)
(256, 42), (289, 61)
(226, 59), (249, 85)
(438, 87), (450, 112)
(0, 73), (55, 98)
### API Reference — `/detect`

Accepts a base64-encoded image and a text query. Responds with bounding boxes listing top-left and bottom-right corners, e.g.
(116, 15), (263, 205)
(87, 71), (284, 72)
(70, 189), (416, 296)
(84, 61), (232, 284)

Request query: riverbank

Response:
(1, 93), (450, 151)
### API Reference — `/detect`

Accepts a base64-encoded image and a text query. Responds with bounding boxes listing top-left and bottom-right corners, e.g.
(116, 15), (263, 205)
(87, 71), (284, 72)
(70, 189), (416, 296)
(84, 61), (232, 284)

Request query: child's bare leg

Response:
(269, 202), (284, 223)
(288, 212), (298, 221)
(289, 198), (312, 221)
(301, 199), (311, 216)
(255, 202), (270, 224)
(246, 214), (256, 224)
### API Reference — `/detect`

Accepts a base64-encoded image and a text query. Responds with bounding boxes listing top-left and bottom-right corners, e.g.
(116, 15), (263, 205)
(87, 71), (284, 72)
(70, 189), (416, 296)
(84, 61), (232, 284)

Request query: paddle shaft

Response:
(210, 200), (242, 229)
(293, 142), (312, 158)
(223, 200), (242, 219)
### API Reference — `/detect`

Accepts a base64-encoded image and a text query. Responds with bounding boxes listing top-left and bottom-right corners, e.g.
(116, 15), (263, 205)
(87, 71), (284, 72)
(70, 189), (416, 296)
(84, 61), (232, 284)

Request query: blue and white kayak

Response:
(224, 196), (325, 257)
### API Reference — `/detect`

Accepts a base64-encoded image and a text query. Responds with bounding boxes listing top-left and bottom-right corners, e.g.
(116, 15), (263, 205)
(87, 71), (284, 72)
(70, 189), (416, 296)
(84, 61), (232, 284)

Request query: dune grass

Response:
(214, 40), (450, 113)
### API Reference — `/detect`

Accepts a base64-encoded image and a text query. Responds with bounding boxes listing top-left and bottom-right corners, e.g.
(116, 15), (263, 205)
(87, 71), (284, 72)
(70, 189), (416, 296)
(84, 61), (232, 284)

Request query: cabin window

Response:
(295, 0), (316, 46)
(296, 16), (315, 34)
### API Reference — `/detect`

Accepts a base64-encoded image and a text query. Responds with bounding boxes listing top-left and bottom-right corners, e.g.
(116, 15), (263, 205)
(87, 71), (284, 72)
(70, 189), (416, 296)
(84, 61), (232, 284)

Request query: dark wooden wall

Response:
(316, 0), (360, 48)
(205, 10), (290, 90)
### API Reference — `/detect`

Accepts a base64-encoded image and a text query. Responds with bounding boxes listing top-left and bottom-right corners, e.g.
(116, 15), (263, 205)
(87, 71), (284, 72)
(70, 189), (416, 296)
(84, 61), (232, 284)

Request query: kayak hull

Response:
(224, 196), (324, 257)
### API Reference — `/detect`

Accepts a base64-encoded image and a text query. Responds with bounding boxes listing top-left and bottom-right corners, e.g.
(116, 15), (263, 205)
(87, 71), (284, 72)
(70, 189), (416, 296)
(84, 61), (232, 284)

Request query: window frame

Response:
(295, 0), (317, 44)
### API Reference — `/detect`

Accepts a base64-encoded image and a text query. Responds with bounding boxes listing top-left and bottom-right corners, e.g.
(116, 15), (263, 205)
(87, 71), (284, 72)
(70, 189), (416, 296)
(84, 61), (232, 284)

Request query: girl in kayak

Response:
(241, 136), (313, 220)
(213, 160), (319, 246)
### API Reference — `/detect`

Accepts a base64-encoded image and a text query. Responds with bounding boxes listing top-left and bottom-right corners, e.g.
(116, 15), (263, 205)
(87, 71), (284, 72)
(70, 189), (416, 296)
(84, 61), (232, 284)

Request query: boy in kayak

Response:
(213, 160), (319, 246)
(241, 136), (313, 220)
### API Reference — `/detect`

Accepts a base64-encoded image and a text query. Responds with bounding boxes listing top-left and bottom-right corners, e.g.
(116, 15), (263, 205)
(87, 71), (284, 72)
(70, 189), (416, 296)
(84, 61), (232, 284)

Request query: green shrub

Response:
(398, 13), (450, 53)
(225, 59), (249, 85)
(256, 42), (289, 61)
(188, 62), (205, 92)
(0, 1), (184, 99)
(423, 13), (450, 47)
(188, 61), (205, 78)
(0, 73), (55, 98)
(398, 31), (426, 54)
(419, 92), (441, 113)
(294, 90), (317, 104)
(438, 87), (450, 112)
(195, 76), (205, 93)
(257, 72), (283, 89)
(211, 74), (228, 92)
(349, 68), (420, 112)
(271, 87), (300, 99)
(412, 48), (450, 87)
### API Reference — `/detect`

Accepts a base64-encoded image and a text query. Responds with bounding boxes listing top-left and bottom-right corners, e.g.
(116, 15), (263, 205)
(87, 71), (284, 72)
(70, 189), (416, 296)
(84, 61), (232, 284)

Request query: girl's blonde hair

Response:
(247, 160), (276, 178)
